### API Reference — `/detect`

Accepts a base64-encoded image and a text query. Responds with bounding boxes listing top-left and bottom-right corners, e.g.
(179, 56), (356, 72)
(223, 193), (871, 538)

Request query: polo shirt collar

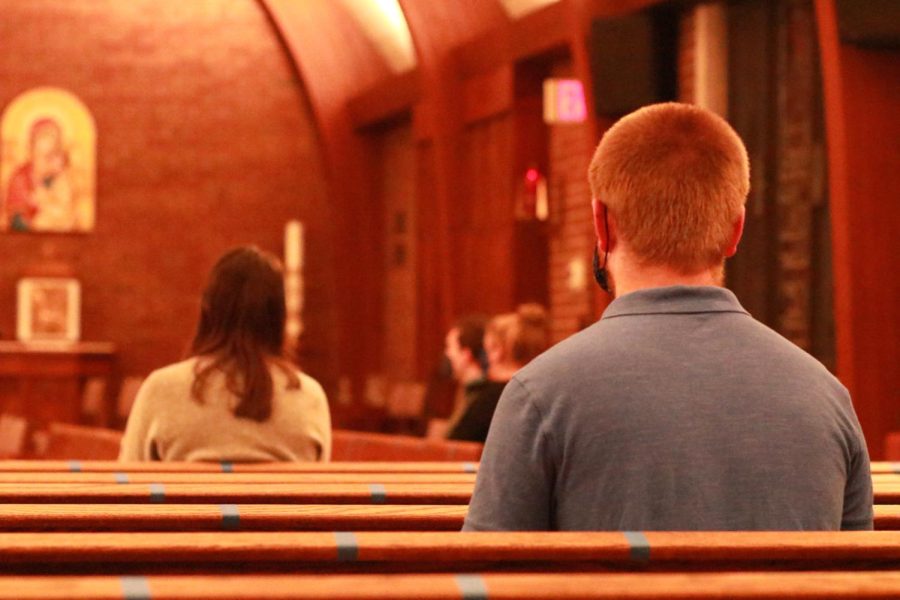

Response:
(601, 285), (750, 319)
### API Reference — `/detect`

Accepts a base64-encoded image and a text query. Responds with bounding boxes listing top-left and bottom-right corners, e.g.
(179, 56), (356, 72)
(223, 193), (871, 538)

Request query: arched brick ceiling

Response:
(259, 0), (393, 125)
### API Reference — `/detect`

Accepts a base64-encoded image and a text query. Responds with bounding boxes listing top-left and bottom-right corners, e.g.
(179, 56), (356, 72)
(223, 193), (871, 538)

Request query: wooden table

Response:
(0, 341), (115, 426)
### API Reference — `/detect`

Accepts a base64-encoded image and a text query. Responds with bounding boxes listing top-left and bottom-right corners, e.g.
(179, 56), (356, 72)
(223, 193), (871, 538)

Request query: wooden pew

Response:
(332, 430), (483, 462)
(0, 504), (896, 532)
(40, 422), (122, 460)
(2, 458), (894, 474)
(0, 460), (479, 473)
(0, 482), (473, 504)
(0, 503), (466, 532)
(3, 470), (895, 486)
(1, 481), (898, 505)
(875, 504), (900, 530)
(0, 531), (899, 575)
(0, 472), (477, 484)
(29, 426), (485, 463)
(872, 462), (900, 474)
(0, 571), (899, 599)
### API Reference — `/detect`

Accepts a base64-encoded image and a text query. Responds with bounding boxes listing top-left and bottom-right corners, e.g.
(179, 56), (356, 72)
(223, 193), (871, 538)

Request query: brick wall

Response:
(678, 9), (697, 103)
(547, 62), (596, 344)
(0, 1), (333, 386)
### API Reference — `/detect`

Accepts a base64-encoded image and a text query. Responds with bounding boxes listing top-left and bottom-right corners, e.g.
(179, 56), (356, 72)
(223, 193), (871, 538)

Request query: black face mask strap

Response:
(592, 205), (611, 293)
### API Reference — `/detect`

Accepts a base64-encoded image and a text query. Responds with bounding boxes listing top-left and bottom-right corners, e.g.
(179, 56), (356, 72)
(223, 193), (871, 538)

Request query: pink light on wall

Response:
(543, 78), (587, 123)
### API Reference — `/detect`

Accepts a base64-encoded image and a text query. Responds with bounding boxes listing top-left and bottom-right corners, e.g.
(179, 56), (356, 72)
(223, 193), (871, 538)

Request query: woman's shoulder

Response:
(273, 365), (326, 401)
(140, 357), (201, 394)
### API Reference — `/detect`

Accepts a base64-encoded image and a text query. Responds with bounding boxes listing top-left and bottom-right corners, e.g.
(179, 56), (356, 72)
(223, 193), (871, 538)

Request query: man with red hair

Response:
(465, 103), (872, 532)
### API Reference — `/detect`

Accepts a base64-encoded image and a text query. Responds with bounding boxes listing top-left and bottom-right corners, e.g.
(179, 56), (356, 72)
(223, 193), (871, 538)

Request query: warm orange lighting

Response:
(339, 0), (416, 73)
(498, 0), (559, 19)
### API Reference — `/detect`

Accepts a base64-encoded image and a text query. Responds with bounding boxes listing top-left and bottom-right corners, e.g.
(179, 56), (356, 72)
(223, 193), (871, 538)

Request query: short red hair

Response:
(588, 103), (750, 273)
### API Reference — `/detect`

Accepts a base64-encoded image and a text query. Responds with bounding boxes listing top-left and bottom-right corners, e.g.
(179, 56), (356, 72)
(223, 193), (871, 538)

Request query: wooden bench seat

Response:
(875, 505), (900, 530)
(0, 531), (899, 575)
(0, 460), (479, 473)
(0, 472), (477, 484)
(0, 503), (468, 531)
(2, 481), (898, 505)
(0, 504), (896, 532)
(873, 485), (900, 504)
(0, 571), (899, 599)
(0, 482), (473, 504)
(1, 469), (893, 484)
(2, 458), (895, 475)
(872, 462), (899, 474)
(0, 470), (893, 487)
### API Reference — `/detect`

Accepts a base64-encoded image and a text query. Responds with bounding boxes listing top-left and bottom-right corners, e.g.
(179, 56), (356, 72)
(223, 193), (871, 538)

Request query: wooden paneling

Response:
(376, 123), (418, 382)
(400, 0), (509, 366)
(815, 0), (900, 458)
(457, 116), (516, 314)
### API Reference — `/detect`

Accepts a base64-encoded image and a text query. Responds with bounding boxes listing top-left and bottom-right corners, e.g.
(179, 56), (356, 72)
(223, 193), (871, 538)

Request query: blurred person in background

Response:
(120, 245), (331, 462)
(446, 304), (549, 442)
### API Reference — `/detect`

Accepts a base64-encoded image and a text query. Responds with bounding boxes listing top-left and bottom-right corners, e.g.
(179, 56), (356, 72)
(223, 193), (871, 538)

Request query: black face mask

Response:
(593, 204), (611, 294)
(592, 245), (610, 294)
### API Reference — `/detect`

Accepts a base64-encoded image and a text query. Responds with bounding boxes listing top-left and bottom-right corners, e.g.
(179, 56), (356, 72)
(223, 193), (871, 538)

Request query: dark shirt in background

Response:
(446, 379), (508, 443)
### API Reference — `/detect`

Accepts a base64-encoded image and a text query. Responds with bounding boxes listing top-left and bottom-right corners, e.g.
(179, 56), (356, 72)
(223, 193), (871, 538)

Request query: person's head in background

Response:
(484, 303), (549, 382)
(444, 314), (488, 385)
(190, 245), (299, 421)
(587, 102), (750, 297)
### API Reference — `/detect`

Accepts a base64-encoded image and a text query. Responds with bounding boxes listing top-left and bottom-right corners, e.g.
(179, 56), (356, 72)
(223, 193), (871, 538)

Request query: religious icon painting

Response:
(0, 87), (96, 233)
(16, 277), (81, 343)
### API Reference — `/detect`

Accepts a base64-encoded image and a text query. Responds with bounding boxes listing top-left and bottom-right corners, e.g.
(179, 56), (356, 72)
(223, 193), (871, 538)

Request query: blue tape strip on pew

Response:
(220, 504), (240, 531)
(334, 531), (359, 562)
(120, 575), (151, 600)
(369, 483), (387, 504)
(455, 574), (488, 600)
(149, 483), (165, 503)
(624, 531), (651, 561)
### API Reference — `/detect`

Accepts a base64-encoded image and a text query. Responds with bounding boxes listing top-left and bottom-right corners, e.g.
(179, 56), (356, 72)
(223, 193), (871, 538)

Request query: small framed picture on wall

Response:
(16, 277), (81, 342)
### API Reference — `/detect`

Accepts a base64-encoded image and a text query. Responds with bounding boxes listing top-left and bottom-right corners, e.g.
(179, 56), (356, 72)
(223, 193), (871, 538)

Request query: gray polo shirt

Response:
(464, 286), (872, 531)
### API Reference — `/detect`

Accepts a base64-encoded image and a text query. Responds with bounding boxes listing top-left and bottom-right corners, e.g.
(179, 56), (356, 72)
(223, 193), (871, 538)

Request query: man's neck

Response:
(610, 252), (723, 298)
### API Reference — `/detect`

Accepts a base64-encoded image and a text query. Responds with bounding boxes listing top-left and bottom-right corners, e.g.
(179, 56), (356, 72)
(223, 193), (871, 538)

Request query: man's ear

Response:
(724, 206), (746, 258)
(592, 199), (614, 253)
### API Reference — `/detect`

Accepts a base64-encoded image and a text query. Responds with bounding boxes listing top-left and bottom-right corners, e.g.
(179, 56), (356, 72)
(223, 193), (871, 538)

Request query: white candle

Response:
(284, 220), (303, 271)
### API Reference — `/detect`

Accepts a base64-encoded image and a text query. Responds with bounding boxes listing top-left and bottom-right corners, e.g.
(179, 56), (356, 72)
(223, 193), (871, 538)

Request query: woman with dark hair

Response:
(119, 246), (331, 462)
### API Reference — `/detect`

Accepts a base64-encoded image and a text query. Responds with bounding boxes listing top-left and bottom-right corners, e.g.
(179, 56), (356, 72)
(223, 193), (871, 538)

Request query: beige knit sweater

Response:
(119, 358), (331, 462)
